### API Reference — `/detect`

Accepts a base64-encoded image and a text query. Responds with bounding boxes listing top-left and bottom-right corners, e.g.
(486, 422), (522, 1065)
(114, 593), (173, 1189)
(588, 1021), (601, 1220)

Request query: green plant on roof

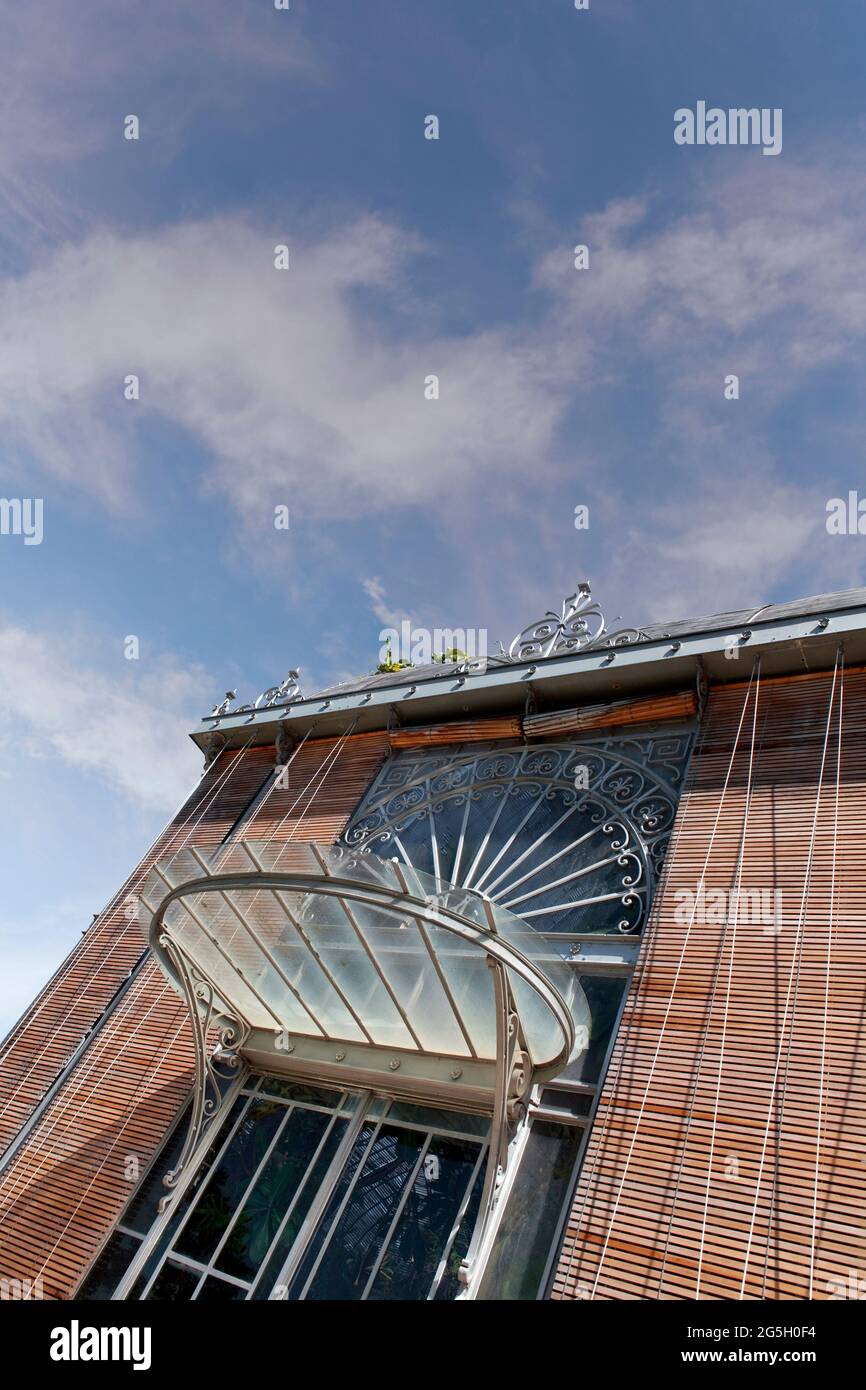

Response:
(376, 636), (414, 674)
(431, 648), (468, 664)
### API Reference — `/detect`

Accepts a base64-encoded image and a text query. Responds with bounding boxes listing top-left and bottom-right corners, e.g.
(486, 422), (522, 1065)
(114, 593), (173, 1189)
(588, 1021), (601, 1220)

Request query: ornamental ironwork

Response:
(343, 735), (692, 936)
(207, 670), (304, 720)
(507, 581), (648, 663)
(202, 583), (650, 723)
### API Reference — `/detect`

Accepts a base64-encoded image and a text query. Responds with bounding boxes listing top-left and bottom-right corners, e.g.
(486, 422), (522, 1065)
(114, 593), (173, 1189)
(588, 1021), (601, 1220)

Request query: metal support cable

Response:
(759, 648), (844, 1299)
(808, 650), (843, 1299)
(585, 662), (761, 1299)
(557, 699), (711, 1299)
(739, 652), (841, 1300)
(656, 663), (764, 1296)
(0, 723), (358, 1236)
(695, 659), (762, 1298)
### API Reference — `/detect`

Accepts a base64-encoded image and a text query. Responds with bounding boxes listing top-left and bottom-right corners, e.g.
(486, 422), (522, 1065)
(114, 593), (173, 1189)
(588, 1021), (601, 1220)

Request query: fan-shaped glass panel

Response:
(344, 740), (690, 936)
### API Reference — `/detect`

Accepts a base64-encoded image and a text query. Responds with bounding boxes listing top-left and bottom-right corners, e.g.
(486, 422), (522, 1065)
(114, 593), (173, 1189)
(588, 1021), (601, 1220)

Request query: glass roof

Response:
(138, 841), (588, 1077)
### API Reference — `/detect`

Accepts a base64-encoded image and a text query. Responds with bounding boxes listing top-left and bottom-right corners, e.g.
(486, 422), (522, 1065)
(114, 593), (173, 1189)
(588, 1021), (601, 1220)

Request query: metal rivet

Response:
(449, 1068), (463, 1081)
(334, 1051), (345, 1062)
(389, 1059), (401, 1071)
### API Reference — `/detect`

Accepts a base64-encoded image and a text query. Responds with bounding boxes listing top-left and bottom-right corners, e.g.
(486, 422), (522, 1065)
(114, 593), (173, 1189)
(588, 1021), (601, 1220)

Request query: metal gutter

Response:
(191, 603), (866, 751)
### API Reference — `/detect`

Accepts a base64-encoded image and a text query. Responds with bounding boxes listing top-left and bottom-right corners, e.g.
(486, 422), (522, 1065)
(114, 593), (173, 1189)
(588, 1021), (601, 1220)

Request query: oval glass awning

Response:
(138, 841), (589, 1102)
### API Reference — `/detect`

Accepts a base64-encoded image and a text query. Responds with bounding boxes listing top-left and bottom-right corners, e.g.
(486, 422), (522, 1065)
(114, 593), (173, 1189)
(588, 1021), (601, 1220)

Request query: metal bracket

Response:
(156, 931), (251, 1212)
(695, 657), (708, 719)
(202, 731), (227, 771)
(458, 956), (532, 1287)
(275, 721), (295, 768)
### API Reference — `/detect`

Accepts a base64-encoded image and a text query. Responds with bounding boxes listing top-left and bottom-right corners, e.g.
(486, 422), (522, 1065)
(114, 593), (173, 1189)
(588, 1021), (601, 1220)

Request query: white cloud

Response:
(0, 622), (207, 811)
(2, 152), (866, 622)
(362, 577), (412, 629)
(600, 467), (861, 625)
(0, 214), (566, 520)
(538, 160), (866, 386)
(0, 2), (318, 252)
(4, 154), (866, 526)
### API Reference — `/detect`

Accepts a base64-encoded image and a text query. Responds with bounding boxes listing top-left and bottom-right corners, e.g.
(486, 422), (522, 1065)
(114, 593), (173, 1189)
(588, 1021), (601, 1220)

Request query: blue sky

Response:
(1, 0), (866, 1031)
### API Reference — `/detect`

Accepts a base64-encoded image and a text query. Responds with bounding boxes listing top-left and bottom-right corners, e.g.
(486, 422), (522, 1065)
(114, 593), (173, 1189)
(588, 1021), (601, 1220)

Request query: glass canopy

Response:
(137, 840), (588, 1091)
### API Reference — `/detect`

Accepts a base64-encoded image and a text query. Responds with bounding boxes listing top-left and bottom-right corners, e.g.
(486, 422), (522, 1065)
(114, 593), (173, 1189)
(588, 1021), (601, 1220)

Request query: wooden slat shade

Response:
(525, 689), (697, 739)
(0, 745), (275, 1156)
(389, 716), (522, 748)
(0, 732), (388, 1299)
(552, 666), (866, 1301)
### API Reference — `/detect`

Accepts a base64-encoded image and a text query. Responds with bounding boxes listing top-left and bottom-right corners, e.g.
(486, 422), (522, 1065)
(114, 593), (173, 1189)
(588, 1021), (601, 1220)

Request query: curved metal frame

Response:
(148, 868), (576, 1073)
(144, 864), (577, 1286)
(155, 932), (251, 1210)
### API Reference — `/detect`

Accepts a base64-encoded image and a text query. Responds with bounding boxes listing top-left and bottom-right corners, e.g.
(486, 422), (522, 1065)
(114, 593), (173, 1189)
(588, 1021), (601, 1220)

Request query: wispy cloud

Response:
(362, 577), (412, 629)
(607, 468), (845, 623)
(0, 1), (318, 254)
(537, 158), (866, 391)
(0, 213), (565, 518)
(0, 621), (207, 810)
(2, 151), (865, 618)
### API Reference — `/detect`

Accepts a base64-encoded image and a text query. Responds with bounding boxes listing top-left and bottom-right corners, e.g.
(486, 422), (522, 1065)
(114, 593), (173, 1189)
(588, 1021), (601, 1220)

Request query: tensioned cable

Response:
(2, 720), (361, 1238)
(738, 652), (841, 1300)
(586, 662), (762, 1299)
(161, 724), (319, 930)
(0, 734), (274, 1196)
(694, 660), (761, 1297)
(26, 720), (362, 1281)
(758, 649), (843, 1299)
(808, 650), (843, 1300)
(0, 735), (262, 1131)
(0, 735), (254, 1075)
(557, 719), (703, 1297)
(655, 663), (763, 1296)
(15, 723), (345, 1181)
(207, 726), (318, 869)
(177, 719), (360, 961)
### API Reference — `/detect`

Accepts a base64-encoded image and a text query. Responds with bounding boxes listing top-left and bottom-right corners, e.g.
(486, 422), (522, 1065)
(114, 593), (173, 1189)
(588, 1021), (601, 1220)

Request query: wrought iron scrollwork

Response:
(205, 671), (303, 723)
(344, 735), (692, 937)
(156, 932), (251, 1211)
(508, 581), (648, 663)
